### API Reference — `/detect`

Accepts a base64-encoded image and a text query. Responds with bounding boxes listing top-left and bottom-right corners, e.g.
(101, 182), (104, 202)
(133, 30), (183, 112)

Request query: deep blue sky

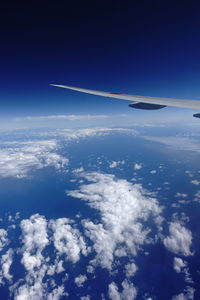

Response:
(1, 0), (200, 122)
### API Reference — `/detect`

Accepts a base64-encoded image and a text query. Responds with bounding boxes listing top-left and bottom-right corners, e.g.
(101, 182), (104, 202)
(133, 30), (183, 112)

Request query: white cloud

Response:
(20, 214), (49, 272)
(109, 160), (125, 169)
(73, 167), (84, 174)
(80, 296), (91, 300)
(108, 282), (121, 300)
(47, 259), (65, 276)
(142, 136), (200, 153)
(37, 127), (139, 141)
(163, 222), (193, 256)
(174, 257), (187, 273)
(172, 287), (195, 300)
(0, 248), (13, 282)
(125, 263), (138, 278)
(175, 193), (188, 198)
(16, 114), (111, 121)
(134, 163), (142, 170)
(194, 191), (200, 202)
(86, 265), (95, 274)
(50, 218), (90, 263)
(14, 282), (45, 300)
(108, 280), (137, 300)
(47, 285), (67, 300)
(150, 170), (157, 174)
(120, 280), (137, 300)
(0, 140), (68, 178)
(74, 274), (87, 287)
(0, 229), (8, 251)
(191, 180), (200, 186)
(13, 214), (69, 300)
(67, 172), (162, 270)
(0, 127), (138, 179)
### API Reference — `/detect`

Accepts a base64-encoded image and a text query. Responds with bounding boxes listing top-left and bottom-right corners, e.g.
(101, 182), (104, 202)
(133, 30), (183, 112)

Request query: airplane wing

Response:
(50, 84), (200, 118)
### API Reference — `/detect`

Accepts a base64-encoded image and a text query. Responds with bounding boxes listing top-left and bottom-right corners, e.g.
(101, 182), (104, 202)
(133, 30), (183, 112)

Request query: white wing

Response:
(50, 84), (200, 117)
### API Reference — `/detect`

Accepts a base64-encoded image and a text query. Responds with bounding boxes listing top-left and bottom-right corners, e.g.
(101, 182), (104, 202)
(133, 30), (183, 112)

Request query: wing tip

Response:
(50, 83), (59, 87)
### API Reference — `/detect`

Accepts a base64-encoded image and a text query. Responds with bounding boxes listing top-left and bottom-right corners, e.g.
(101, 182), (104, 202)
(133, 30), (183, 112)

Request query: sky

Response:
(1, 0), (200, 127)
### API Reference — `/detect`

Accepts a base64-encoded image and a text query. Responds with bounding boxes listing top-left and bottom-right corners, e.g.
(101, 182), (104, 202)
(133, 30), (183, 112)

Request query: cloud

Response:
(194, 191), (200, 203)
(125, 263), (138, 278)
(13, 214), (50, 299)
(67, 172), (162, 270)
(0, 140), (68, 178)
(0, 229), (8, 251)
(175, 193), (188, 198)
(47, 285), (67, 300)
(133, 163), (142, 170)
(74, 274), (87, 287)
(0, 127), (137, 179)
(108, 282), (121, 300)
(173, 257), (187, 273)
(50, 218), (90, 263)
(142, 136), (200, 153)
(108, 280), (137, 300)
(37, 127), (139, 140)
(72, 167), (84, 174)
(10, 214), (90, 299)
(20, 214), (49, 272)
(80, 296), (91, 300)
(16, 114), (112, 121)
(150, 170), (157, 174)
(172, 287), (195, 300)
(191, 180), (200, 185)
(0, 249), (13, 283)
(12, 214), (69, 300)
(163, 222), (193, 256)
(109, 160), (125, 168)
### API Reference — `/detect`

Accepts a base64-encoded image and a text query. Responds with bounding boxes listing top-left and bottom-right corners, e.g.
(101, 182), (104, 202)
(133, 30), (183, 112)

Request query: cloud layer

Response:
(0, 169), (196, 299)
(0, 140), (68, 178)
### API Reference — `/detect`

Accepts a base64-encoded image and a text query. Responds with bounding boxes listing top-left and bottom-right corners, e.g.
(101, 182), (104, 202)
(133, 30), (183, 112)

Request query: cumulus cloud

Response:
(11, 214), (90, 299)
(67, 172), (162, 270)
(73, 167), (84, 174)
(12, 214), (71, 299)
(174, 257), (187, 273)
(0, 248), (13, 283)
(172, 287), (195, 300)
(47, 259), (65, 276)
(50, 218), (90, 263)
(150, 170), (157, 174)
(109, 160), (125, 169)
(125, 263), (138, 278)
(0, 229), (8, 251)
(108, 282), (121, 300)
(175, 193), (188, 198)
(191, 180), (200, 186)
(80, 296), (91, 300)
(194, 191), (200, 203)
(163, 222), (193, 256)
(134, 163), (142, 170)
(47, 285), (68, 300)
(0, 140), (68, 178)
(108, 280), (137, 300)
(74, 274), (87, 287)
(20, 214), (49, 272)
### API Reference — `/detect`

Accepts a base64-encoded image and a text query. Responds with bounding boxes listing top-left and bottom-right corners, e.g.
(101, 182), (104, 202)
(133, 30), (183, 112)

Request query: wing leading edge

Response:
(50, 84), (200, 117)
